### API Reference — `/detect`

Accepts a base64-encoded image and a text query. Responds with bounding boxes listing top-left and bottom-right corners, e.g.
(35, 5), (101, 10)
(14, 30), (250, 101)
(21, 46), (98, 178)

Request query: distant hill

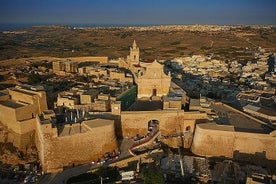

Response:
(0, 25), (275, 61)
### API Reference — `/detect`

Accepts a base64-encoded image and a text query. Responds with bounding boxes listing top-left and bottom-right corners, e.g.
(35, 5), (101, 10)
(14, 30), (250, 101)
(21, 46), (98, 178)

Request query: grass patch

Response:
(117, 86), (137, 110)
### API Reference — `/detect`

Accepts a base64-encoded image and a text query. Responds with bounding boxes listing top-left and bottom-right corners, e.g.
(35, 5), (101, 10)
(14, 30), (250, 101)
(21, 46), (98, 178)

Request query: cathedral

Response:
(137, 60), (171, 98)
(119, 40), (171, 99)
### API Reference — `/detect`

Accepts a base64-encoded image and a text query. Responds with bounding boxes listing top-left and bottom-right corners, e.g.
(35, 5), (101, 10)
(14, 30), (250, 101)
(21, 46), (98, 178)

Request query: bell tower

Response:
(128, 40), (139, 65)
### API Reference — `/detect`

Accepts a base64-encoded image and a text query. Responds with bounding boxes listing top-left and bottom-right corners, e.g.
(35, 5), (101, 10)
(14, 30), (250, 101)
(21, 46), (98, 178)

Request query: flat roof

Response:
(197, 123), (235, 131)
(11, 88), (36, 96)
(0, 100), (25, 108)
(244, 104), (261, 111)
(83, 118), (113, 129)
(258, 107), (276, 116)
(244, 104), (276, 116)
(127, 100), (163, 111)
(190, 99), (200, 106)
(0, 91), (8, 97)
(58, 124), (89, 137)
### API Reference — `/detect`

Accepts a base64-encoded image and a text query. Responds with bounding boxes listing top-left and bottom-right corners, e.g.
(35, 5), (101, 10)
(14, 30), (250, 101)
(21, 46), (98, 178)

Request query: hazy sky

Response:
(1, 0), (275, 25)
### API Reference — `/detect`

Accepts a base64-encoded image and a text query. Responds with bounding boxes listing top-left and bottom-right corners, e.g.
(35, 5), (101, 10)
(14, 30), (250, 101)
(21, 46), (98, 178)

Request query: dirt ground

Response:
(0, 25), (275, 62)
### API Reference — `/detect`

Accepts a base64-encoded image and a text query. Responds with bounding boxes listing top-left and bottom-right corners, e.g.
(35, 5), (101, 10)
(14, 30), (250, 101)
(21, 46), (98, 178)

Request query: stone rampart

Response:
(191, 123), (276, 161)
(121, 110), (207, 143)
(37, 119), (118, 173)
(66, 56), (108, 63)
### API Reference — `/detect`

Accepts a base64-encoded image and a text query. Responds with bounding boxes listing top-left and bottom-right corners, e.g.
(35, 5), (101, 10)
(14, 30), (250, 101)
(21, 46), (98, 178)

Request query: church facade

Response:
(137, 60), (171, 98)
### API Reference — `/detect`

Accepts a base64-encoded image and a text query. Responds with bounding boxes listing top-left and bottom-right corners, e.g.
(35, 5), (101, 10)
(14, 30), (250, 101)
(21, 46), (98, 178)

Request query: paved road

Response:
(39, 163), (93, 184)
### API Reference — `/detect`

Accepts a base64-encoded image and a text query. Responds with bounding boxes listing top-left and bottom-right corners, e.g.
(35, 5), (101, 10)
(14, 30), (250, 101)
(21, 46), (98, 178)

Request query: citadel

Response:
(0, 40), (275, 176)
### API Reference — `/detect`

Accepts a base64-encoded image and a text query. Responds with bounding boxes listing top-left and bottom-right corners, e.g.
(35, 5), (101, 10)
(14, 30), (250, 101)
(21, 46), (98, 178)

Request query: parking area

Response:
(0, 162), (42, 184)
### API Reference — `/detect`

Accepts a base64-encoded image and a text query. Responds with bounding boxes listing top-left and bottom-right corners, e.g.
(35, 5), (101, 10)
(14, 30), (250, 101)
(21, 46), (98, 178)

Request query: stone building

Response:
(119, 40), (140, 69)
(53, 60), (78, 75)
(36, 113), (118, 172)
(191, 123), (276, 161)
(137, 60), (171, 98)
(0, 85), (47, 150)
(127, 40), (139, 65)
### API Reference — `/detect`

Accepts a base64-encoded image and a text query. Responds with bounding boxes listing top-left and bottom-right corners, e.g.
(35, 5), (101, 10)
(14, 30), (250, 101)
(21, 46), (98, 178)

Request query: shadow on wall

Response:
(209, 151), (276, 172)
(233, 151), (276, 169)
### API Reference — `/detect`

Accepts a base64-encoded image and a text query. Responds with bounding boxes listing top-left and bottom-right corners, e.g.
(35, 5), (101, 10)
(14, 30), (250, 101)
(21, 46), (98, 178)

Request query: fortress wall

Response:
(0, 105), (36, 150)
(35, 120), (46, 168)
(0, 105), (17, 128)
(5, 118), (36, 150)
(18, 118), (36, 134)
(65, 56), (108, 63)
(8, 89), (47, 113)
(191, 123), (276, 160)
(191, 125), (235, 158)
(121, 110), (207, 138)
(40, 123), (118, 173)
(36, 92), (48, 112)
(15, 104), (37, 121)
(233, 132), (276, 160)
(7, 130), (36, 152)
(0, 94), (9, 101)
(9, 89), (35, 104)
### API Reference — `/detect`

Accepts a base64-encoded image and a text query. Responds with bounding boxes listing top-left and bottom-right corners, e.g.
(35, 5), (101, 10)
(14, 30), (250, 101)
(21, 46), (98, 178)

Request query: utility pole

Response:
(175, 128), (184, 177)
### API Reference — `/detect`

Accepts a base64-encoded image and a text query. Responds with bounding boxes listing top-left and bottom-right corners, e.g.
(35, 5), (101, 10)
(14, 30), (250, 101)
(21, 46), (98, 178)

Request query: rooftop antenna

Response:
(175, 129), (184, 177)
(82, 109), (85, 118)
(70, 111), (73, 122)
(77, 109), (80, 119)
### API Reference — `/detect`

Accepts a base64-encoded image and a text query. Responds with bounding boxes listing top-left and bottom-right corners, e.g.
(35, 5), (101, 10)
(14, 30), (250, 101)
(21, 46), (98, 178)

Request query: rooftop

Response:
(11, 88), (36, 96)
(244, 104), (276, 116)
(82, 118), (113, 129)
(0, 91), (8, 97)
(0, 100), (25, 108)
(197, 123), (235, 131)
(127, 99), (163, 111)
(58, 124), (89, 137)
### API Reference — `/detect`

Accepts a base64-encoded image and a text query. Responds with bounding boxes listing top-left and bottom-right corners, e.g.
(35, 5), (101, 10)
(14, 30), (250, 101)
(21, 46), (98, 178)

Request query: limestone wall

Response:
(68, 56), (108, 63)
(0, 105), (17, 128)
(121, 110), (207, 138)
(18, 118), (37, 134)
(37, 120), (118, 173)
(0, 93), (9, 101)
(137, 77), (171, 98)
(15, 104), (37, 121)
(191, 123), (276, 161)
(9, 89), (35, 104)
(8, 88), (47, 113)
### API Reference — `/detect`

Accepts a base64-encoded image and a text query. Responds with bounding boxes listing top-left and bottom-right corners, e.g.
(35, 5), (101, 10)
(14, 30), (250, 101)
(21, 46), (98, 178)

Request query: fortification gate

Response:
(120, 110), (207, 138)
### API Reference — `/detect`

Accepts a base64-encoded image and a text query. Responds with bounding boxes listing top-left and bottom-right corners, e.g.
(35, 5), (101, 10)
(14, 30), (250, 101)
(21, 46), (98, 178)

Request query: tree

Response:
(143, 170), (165, 184)
(28, 73), (42, 85)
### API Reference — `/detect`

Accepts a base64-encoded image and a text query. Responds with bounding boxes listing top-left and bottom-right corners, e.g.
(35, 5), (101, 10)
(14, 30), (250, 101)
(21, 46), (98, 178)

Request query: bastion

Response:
(191, 123), (276, 161)
(36, 113), (118, 173)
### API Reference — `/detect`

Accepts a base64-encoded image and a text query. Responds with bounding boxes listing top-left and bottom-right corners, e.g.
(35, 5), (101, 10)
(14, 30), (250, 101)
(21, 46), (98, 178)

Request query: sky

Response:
(0, 0), (276, 25)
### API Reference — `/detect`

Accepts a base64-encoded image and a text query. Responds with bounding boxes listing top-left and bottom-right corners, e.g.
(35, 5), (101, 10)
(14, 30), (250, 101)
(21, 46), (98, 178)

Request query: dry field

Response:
(0, 25), (275, 64)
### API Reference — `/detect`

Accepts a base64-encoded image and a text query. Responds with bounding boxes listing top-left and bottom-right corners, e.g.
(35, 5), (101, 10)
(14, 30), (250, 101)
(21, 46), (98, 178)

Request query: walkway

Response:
(129, 130), (160, 156)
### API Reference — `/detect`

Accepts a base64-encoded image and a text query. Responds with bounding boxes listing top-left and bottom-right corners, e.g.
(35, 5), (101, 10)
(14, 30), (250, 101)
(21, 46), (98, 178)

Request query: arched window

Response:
(186, 126), (191, 131)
